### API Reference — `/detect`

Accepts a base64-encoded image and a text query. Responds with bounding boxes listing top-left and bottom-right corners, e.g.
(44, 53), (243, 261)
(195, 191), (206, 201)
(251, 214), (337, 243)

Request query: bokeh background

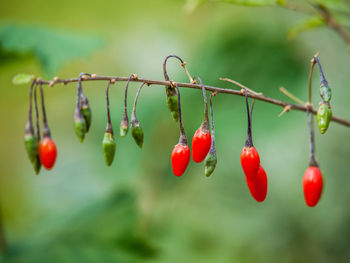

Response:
(1, 0), (350, 262)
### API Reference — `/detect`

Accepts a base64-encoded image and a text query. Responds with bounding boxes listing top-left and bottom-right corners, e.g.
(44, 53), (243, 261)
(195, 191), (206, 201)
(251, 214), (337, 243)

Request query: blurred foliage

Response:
(1, 0), (350, 263)
(0, 24), (104, 76)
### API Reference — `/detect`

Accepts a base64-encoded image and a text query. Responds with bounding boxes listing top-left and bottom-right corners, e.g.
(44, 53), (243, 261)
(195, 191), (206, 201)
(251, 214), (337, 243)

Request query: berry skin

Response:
(102, 131), (116, 166)
(192, 128), (211, 163)
(39, 137), (57, 170)
(317, 103), (332, 134)
(171, 143), (191, 176)
(240, 146), (260, 181)
(245, 165), (267, 202)
(303, 166), (323, 207)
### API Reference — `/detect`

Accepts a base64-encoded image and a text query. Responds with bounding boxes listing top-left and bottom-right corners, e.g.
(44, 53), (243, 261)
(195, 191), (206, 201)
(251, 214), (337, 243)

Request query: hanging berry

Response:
(102, 81), (116, 166)
(240, 89), (260, 181)
(120, 74), (136, 137)
(37, 81), (57, 170)
(80, 92), (92, 132)
(24, 80), (39, 164)
(171, 84), (191, 176)
(163, 55), (193, 122)
(317, 102), (332, 134)
(74, 73), (91, 142)
(245, 165), (267, 202)
(131, 82), (145, 148)
(303, 166), (323, 207)
(314, 56), (332, 134)
(204, 92), (217, 177)
(191, 76), (211, 163)
(303, 104), (323, 207)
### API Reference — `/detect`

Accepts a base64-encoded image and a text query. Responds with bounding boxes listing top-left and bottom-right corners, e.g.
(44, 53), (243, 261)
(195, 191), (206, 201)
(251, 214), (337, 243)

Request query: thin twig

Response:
(36, 75), (350, 128)
(220, 78), (263, 95)
(280, 87), (305, 105)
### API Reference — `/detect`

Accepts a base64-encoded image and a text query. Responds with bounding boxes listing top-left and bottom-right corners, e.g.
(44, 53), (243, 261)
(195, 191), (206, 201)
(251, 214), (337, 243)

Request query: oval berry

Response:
(303, 166), (323, 207)
(192, 128), (211, 163)
(245, 165), (267, 202)
(240, 146), (260, 181)
(39, 137), (57, 170)
(171, 143), (190, 176)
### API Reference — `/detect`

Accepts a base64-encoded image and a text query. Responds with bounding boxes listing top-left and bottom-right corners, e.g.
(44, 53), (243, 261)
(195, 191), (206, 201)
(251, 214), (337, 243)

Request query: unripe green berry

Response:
(102, 131), (116, 166)
(204, 152), (217, 177)
(131, 122), (144, 148)
(81, 105), (92, 132)
(317, 103), (332, 134)
(74, 116), (87, 142)
(166, 86), (179, 122)
(24, 131), (39, 164)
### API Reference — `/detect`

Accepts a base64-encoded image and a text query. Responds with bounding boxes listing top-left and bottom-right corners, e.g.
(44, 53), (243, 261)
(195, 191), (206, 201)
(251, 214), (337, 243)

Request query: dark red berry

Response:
(303, 166), (323, 207)
(241, 146), (260, 181)
(171, 143), (190, 176)
(192, 128), (211, 163)
(245, 165), (267, 202)
(39, 137), (57, 170)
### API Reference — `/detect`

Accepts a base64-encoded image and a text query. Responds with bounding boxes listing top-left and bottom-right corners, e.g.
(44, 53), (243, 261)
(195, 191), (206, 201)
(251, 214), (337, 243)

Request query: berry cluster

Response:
(23, 54), (333, 207)
(24, 80), (57, 173)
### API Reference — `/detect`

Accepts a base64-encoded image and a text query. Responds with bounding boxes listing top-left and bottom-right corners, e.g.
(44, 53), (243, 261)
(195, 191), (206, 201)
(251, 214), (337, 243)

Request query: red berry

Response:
(192, 128), (211, 163)
(39, 137), (57, 170)
(303, 166), (323, 207)
(240, 146), (260, 181)
(171, 143), (190, 176)
(245, 165), (267, 202)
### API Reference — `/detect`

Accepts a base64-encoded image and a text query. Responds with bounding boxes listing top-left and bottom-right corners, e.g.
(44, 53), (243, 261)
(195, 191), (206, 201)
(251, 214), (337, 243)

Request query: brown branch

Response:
(37, 75), (350, 128)
(317, 4), (350, 48)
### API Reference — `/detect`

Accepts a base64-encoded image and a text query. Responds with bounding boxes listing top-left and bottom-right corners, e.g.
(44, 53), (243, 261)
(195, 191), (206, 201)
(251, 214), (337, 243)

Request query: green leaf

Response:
(0, 24), (104, 75)
(288, 16), (325, 40)
(219, 0), (285, 7)
(12, 73), (35, 85)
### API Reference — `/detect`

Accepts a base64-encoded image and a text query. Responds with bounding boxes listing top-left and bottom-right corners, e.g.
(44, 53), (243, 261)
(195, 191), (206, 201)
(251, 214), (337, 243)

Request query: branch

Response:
(316, 4), (350, 48)
(37, 75), (350, 128)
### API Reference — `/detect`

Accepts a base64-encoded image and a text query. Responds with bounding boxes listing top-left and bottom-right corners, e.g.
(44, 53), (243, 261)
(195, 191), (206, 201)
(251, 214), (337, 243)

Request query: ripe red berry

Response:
(303, 166), (323, 207)
(39, 137), (57, 170)
(240, 146), (260, 181)
(192, 128), (211, 163)
(171, 143), (190, 176)
(245, 165), (267, 202)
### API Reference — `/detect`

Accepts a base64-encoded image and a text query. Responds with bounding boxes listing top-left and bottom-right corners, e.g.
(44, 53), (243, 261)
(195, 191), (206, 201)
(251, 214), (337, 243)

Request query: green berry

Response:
(102, 131), (116, 166)
(24, 131), (39, 164)
(131, 122), (144, 148)
(317, 103), (332, 134)
(204, 152), (217, 177)
(166, 86), (179, 122)
(81, 105), (92, 132)
(74, 116), (87, 142)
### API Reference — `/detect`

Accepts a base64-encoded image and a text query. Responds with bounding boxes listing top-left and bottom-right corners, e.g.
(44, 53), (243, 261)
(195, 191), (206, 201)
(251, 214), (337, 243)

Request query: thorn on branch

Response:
(278, 105), (291, 117)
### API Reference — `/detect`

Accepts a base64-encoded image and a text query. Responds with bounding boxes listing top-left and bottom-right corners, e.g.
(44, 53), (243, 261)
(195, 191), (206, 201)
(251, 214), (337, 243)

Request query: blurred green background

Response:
(1, 0), (350, 262)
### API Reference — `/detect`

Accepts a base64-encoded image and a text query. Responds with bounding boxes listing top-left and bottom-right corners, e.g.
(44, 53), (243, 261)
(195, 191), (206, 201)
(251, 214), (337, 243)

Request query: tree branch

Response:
(37, 75), (350, 128)
(316, 4), (350, 48)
